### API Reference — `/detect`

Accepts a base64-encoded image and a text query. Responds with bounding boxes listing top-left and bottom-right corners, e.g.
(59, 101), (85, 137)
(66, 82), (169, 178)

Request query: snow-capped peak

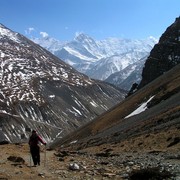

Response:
(0, 24), (21, 43)
(30, 32), (158, 82)
(32, 36), (66, 53)
(74, 32), (95, 43)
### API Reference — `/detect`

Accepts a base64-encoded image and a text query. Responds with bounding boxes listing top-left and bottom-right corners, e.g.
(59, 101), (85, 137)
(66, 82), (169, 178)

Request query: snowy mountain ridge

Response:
(0, 24), (93, 107)
(32, 33), (158, 82)
(0, 24), (21, 43)
(0, 23), (125, 143)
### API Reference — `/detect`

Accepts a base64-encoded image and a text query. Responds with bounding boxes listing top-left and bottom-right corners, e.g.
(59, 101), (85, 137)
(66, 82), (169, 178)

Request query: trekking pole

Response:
(27, 128), (32, 167)
(29, 148), (32, 167)
(44, 145), (46, 167)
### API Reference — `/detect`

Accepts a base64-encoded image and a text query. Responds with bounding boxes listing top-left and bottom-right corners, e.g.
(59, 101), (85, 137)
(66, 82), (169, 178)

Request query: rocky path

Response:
(0, 143), (180, 180)
(0, 143), (57, 179)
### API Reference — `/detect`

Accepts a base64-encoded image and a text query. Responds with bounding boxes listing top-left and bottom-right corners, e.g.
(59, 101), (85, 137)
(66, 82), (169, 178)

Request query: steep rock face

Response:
(138, 17), (180, 88)
(0, 24), (125, 143)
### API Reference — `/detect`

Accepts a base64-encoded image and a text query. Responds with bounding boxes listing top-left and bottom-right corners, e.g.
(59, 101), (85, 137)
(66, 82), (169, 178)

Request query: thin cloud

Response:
(40, 31), (49, 38)
(25, 27), (35, 35)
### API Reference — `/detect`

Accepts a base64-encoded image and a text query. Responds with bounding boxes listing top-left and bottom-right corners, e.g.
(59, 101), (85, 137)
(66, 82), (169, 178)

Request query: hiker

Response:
(29, 130), (46, 166)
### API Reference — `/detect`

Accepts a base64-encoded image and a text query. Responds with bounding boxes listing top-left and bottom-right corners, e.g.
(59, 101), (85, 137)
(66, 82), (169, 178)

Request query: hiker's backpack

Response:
(29, 134), (39, 146)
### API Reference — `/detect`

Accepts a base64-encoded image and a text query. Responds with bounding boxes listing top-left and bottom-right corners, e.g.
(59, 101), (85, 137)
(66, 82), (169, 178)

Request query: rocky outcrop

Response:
(138, 17), (180, 89)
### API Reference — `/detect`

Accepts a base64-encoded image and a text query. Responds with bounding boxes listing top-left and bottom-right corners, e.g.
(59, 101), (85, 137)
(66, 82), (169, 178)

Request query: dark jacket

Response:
(29, 133), (46, 147)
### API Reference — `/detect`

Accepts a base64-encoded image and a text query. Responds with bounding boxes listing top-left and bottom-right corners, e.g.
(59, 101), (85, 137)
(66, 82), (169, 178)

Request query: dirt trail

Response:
(0, 136), (179, 180)
(0, 143), (59, 179)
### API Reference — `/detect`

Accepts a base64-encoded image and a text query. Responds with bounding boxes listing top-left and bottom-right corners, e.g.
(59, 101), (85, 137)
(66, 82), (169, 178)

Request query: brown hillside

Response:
(51, 64), (180, 149)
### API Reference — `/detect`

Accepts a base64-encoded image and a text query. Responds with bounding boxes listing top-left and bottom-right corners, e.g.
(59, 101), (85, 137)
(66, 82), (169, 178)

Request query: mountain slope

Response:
(52, 63), (180, 149)
(51, 18), (180, 149)
(0, 24), (125, 143)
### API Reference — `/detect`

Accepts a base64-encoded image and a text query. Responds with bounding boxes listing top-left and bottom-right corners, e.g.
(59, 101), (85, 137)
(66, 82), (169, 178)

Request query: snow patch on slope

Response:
(125, 96), (155, 118)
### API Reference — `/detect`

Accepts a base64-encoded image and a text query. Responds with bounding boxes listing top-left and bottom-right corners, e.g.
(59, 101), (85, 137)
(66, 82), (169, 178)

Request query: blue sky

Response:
(0, 0), (179, 40)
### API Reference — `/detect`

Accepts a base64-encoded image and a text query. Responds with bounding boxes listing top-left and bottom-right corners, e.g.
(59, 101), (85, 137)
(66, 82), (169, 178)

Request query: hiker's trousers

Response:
(30, 145), (40, 166)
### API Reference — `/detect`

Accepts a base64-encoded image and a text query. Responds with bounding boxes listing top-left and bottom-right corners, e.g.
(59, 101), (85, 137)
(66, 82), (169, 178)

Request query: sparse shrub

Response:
(0, 141), (9, 145)
(167, 137), (180, 147)
(55, 150), (69, 157)
(7, 156), (25, 164)
(129, 167), (172, 180)
(166, 137), (172, 141)
(95, 151), (111, 157)
(138, 142), (143, 146)
(105, 148), (113, 153)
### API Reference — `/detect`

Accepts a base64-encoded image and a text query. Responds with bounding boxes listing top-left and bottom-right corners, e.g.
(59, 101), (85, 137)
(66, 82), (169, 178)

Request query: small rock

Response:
(120, 173), (129, 178)
(58, 157), (64, 161)
(125, 166), (131, 173)
(128, 161), (134, 166)
(69, 163), (80, 171)
(7, 156), (25, 164)
(38, 172), (45, 178)
(103, 172), (116, 177)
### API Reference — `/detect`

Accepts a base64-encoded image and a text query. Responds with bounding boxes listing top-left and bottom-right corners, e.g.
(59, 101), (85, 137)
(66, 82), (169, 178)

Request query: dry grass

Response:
(79, 126), (180, 154)
(53, 65), (180, 150)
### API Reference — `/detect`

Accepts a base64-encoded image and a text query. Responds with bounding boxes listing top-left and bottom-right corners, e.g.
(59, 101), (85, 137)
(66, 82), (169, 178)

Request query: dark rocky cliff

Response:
(138, 17), (180, 89)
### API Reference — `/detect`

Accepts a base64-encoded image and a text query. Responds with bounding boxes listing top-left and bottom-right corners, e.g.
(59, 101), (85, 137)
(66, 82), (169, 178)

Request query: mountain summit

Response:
(0, 24), (125, 143)
(32, 32), (158, 84)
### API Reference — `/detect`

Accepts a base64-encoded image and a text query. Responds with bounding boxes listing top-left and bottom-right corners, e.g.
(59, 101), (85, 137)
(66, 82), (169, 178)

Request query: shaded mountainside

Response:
(50, 64), (180, 179)
(52, 62), (180, 150)
(49, 60), (180, 177)
(51, 18), (180, 150)
(138, 17), (180, 89)
(0, 24), (125, 143)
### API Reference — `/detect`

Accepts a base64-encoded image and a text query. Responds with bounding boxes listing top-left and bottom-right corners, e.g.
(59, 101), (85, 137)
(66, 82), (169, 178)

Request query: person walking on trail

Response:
(29, 130), (46, 166)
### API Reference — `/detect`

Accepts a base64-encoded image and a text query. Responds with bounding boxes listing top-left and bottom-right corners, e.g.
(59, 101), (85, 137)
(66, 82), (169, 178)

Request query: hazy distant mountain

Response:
(105, 55), (148, 90)
(0, 24), (125, 143)
(32, 33), (158, 85)
(32, 35), (65, 53)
